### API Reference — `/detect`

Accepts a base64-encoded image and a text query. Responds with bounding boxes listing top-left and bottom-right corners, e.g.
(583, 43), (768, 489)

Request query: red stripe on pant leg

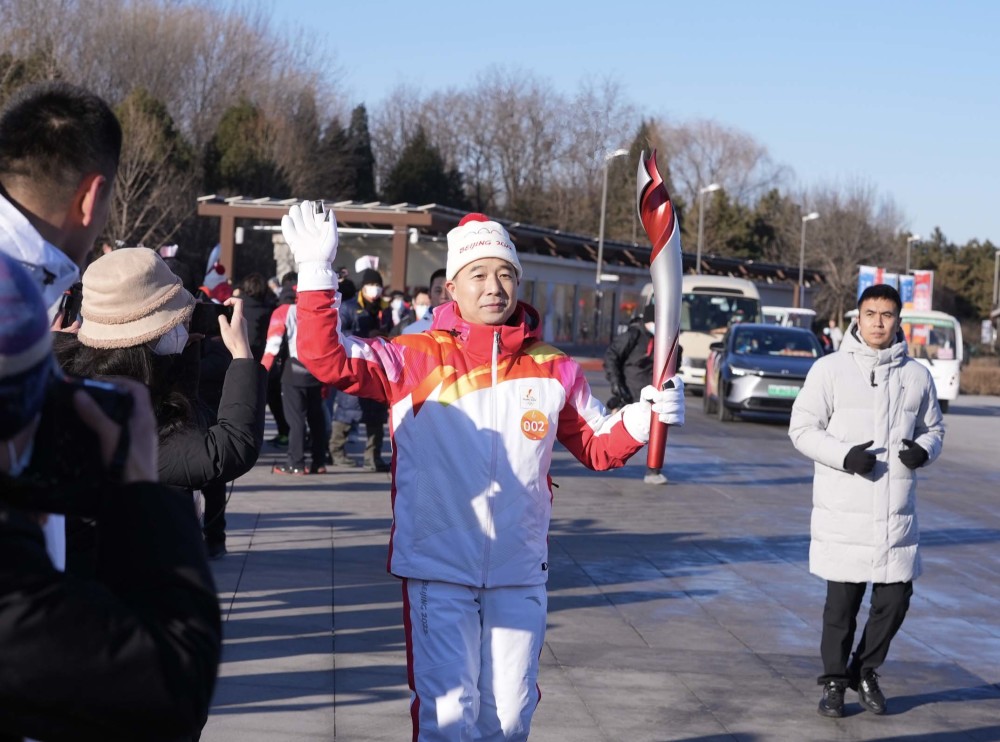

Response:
(401, 579), (420, 742)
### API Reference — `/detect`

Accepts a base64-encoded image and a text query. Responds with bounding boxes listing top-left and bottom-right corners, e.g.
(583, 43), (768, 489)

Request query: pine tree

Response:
(347, 104), (376, 201)
(204, 99), (287, 197)
(381, 127), (468, 208)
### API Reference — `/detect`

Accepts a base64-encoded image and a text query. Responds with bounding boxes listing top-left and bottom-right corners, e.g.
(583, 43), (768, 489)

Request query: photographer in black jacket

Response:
(603, 304), (681, 486)
(0, 251), (222, 741)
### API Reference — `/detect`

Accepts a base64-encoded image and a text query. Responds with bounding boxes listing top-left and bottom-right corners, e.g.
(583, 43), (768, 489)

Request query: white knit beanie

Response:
(445, 213), (522, 281)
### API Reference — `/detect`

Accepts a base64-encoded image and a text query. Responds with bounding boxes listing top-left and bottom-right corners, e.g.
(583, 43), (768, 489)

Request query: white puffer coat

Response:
(789, 322), (945, 584)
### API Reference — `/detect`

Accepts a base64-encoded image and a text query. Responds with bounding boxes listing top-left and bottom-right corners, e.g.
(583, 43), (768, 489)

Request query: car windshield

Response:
(903, 319), (958, 361)
(732, 328), (821, 358)
(682, 294), (761, 333)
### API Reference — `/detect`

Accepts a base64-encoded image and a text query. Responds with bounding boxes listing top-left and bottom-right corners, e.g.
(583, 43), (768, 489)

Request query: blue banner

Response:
(899, 275), (915, 309)
(857, 265), (877, 299)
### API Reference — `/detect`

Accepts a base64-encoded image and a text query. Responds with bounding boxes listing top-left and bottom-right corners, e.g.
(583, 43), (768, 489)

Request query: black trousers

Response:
(202, 479), (227, 546)
(819, 580), (913, 684)
(268, 363), (289, 436)
(283, 383), (326, 469)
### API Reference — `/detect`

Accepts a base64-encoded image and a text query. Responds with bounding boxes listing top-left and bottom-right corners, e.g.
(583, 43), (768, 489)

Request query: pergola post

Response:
(219, 213), (235, 273)
(391, 226), (409, 290)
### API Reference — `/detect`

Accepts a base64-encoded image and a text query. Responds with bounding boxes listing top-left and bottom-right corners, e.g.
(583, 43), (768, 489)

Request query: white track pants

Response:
(402, 580), (547, 741)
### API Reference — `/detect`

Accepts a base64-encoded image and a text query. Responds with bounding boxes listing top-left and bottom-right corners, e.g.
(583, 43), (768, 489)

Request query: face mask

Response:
(645, 322), (655, 335)
(363, 285), (383, 301)
(151, 323), (189, 356)
(414, 304), (430, 320)
(6, 436), (34, 478)
(391, 298), (403, 310)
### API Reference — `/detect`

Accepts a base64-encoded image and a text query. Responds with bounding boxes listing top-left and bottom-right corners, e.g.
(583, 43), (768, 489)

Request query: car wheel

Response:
(716, 382), (735, 422)
(939, 400), (949, 413)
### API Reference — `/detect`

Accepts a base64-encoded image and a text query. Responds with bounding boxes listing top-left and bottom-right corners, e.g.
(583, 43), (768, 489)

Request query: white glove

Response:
(280, 200), (339, 291)
(621, 376), (685, 443)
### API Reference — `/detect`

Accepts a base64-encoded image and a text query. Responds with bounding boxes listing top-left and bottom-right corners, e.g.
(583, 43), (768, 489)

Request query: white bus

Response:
(643, 275), (762, 391)
(846, 308), (963, 413)
(762, 306), (816, 329)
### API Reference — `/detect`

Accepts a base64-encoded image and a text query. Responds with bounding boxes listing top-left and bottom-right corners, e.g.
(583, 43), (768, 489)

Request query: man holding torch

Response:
(283, 199), (684, 740)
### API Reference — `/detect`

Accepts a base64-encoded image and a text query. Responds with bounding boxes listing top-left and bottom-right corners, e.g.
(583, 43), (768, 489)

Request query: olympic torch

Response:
(636, 150), (683, 469)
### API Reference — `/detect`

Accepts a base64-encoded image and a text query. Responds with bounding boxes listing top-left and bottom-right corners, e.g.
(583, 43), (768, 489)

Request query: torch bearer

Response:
(636, 150), (683, 469)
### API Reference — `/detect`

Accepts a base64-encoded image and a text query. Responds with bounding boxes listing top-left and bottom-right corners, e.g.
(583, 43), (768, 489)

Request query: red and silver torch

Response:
(636, 149), (683, 470)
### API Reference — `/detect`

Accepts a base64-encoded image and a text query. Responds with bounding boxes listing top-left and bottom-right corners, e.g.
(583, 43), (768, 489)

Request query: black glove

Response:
(899, 438), (928, 469)
(611, 383), (633, 405)
(843, 440), (876, 475)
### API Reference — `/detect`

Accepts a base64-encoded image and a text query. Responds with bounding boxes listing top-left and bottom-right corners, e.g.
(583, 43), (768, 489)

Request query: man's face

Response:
(446, 258), (518, 326)
(412, 291), (431, 318)
(858, 297), (900, 350)
(429, 275), (449, 308)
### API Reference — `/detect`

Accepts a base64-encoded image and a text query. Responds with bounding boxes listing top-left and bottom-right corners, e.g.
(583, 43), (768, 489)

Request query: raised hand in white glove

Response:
(280, 200), (339, 291)
(621, 375), (685, 443)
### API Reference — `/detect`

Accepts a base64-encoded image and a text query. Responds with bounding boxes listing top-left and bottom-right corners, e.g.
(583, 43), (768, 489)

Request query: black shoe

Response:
(268, 434), (289, 447)
(857, 672), (886, 715)
(272, 464), (307, 476)
(818, 681), (846, 718)
(207, 542), (227, 560)
(309, 463), (327, 474)
(363, 460), (390, 473)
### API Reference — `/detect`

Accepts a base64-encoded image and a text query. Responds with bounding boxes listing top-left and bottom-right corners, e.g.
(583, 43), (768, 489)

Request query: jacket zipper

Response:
(481, 330), (500, 587)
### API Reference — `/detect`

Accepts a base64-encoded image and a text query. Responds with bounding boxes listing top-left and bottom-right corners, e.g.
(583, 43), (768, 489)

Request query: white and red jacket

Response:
(296, 290), (645, 588)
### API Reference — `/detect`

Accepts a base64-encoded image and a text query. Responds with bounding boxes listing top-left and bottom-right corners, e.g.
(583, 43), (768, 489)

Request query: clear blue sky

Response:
(254, 0), (998, 246)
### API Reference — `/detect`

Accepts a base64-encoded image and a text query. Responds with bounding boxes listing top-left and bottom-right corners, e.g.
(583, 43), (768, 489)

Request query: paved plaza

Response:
(202, 365), (1000, 742)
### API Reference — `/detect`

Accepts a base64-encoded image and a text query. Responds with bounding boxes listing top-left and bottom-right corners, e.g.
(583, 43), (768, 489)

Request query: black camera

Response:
(190, 302), (234, 337)
(57, 282), (83, 328)
(20, 373), (134, 513)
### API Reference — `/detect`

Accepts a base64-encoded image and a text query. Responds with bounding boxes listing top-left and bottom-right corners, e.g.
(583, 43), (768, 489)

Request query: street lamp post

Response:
(594, 147), (629, 343)
(695, 183), (721, 275)
(906, 233), (921, 274)
(797, 212), (820, 308)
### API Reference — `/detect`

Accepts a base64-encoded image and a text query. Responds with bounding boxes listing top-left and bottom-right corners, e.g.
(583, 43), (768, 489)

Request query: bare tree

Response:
(0, 0), (340, 151)
(468, 67), (565, 222)
(549, 78), (639, 235)
(370, 84), (431, 195)
(107, 88), (198, 247)
(1, 0), (346, 252)
(658, 118), (789, 209)
(802, 179), (905, 321)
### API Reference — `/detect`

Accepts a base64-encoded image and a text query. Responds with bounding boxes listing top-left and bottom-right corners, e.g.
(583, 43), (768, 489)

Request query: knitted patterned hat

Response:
(446, 213), (522, 281)
(79, 247), (195, 349)
(0, 252), (53, 438)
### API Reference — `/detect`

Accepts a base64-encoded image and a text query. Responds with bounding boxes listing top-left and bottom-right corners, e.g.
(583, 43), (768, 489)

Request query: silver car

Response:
(703, 324), (825, 421)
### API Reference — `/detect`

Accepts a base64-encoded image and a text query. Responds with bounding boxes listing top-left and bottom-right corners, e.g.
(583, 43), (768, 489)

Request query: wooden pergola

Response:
(196, 197), (437, 286)
(197, 195), (826, 289)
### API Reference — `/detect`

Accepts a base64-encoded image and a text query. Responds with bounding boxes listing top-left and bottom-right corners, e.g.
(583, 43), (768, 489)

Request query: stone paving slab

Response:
(202, 385), (1000, 741)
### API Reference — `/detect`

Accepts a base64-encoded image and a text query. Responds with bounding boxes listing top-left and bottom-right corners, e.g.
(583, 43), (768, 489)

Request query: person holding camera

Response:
(0, 81), (122, 571)
(603, 303), (679, 485)
(54, 248), (266, 562)
(0, 252), (221, 740)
